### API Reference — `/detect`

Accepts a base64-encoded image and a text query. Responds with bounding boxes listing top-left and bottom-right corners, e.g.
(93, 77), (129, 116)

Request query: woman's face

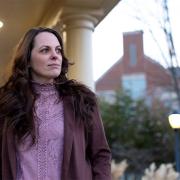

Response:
(30, 32), (62, 83)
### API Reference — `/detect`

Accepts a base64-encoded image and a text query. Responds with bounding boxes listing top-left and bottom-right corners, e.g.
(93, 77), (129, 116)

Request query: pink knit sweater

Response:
(16, 82), (64, 180)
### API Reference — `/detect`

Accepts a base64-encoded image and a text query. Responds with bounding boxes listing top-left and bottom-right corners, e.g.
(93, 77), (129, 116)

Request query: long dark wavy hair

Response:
(0, 27), (96, 144)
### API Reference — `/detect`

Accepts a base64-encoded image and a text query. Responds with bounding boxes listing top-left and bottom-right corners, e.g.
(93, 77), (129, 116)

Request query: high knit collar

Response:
(31, 81), (57, 94)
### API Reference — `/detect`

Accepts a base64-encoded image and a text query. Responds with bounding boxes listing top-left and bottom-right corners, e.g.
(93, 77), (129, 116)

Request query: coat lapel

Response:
(61, 95), (75, 178)
(2, 127), (17, 180)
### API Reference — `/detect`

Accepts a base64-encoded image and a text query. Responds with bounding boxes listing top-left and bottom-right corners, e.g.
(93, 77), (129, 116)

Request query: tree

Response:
(121, 0), (180, 111)
(99, 90), (174, 173)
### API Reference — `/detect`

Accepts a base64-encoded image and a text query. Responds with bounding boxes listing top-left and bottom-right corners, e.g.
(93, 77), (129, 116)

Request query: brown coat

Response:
(0, 95), (112, 180)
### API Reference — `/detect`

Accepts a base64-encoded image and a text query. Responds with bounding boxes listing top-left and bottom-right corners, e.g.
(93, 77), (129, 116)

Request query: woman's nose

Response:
(50, 50), (58, 60)
(50, 55), (58, 60)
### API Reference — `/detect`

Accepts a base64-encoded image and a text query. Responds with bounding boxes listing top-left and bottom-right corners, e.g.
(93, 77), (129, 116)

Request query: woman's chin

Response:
(49, 70), (61, 77)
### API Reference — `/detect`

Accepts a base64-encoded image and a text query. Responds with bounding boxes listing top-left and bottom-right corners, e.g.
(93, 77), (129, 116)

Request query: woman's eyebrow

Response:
(39, 45), (61, 48)
(56, 45), (62, 49)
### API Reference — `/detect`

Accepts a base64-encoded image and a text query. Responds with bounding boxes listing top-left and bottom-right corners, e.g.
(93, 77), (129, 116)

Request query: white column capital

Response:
(60, 13), (98, 32)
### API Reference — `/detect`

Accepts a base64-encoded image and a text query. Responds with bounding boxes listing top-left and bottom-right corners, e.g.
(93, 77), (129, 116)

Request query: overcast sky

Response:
(92, 0), (180, 81)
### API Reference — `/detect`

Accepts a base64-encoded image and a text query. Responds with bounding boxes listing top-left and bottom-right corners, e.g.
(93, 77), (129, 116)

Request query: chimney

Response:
(123, 31), (144, 66)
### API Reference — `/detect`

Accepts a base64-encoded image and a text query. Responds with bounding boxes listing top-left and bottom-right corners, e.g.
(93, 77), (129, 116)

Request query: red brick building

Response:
(95, 31), (174, 106)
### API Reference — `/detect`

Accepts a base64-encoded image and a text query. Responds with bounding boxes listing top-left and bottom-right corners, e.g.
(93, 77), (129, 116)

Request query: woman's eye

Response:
(56, 48), (62, 54)
(41, 48), (49, 53)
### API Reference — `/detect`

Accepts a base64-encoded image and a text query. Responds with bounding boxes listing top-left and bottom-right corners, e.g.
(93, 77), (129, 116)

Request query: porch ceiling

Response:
(0, 0), (120, 79)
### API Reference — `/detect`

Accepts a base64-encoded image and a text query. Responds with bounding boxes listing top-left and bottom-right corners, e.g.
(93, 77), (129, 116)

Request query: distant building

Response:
(96, 31), (176, 108)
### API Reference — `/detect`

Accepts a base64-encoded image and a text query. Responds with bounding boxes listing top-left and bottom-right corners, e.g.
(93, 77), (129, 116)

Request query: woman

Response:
(0, 27), (111, 180)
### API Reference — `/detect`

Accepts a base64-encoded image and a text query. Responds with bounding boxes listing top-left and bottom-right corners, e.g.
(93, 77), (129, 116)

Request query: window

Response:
(122, 74), (146, 99)
(96, 90), (116, 103)
(129, 43), (137, 66)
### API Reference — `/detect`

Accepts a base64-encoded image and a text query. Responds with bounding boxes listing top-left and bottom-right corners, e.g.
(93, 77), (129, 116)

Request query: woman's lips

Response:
(48, 64), (60, 69)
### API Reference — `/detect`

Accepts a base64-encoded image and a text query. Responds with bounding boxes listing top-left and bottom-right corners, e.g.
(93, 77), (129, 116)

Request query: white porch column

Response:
(61, 14), (97, 90)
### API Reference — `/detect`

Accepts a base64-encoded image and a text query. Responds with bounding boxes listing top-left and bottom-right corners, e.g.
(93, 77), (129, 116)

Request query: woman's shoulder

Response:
(59, 79), (95, 98)
(0, 85), (8, 99)
(59, 80), (97, 108)
(0, 84), (15, 100)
